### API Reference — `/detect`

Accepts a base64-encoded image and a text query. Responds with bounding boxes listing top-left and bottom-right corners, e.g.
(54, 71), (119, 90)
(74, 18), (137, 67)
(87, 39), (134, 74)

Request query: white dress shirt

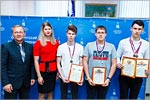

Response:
(117, 37), (149, 64)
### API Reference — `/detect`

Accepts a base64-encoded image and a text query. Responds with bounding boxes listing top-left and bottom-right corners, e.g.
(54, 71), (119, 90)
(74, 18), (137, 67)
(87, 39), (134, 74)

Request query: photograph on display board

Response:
(0, 16), (149, 99)
(85, 4), (117, 17)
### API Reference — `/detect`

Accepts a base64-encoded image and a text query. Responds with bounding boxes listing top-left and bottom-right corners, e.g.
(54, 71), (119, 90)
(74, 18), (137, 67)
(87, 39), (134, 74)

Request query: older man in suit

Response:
(1, 25), (36, 99)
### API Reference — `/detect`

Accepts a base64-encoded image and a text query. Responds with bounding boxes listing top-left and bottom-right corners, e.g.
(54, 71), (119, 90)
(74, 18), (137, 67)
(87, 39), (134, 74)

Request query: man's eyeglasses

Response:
(96, 32), (105, 34)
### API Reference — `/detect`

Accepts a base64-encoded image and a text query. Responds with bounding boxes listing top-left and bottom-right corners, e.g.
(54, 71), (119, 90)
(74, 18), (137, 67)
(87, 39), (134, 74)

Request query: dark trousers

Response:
(60, 79), (78, 99)
(119, 75), (143, 99)
(4, 84), (30, 99)
(85, 80), (109, 99)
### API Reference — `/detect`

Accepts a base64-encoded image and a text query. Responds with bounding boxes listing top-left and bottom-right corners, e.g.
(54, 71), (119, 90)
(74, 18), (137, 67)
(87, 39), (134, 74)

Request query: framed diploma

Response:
(135, 59), (149, 78)
(92, 67), (106, 85)
(121, 56), (136, 78)
(121, 56), (150, 78)
(68, 64), (83, 83)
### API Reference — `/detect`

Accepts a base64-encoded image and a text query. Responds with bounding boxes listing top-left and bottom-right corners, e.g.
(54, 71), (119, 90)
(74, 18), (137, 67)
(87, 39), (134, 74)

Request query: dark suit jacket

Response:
(1, 40), (36, 89)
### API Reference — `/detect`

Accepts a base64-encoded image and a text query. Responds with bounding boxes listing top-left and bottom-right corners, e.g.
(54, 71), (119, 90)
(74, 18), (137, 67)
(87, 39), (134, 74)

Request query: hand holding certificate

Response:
(121, 57), (136, 78)
(68, 64), (83, 83)
(121, 56), (149, 78)
(136, 59), (149, 78)
(92, 67), (106, 85)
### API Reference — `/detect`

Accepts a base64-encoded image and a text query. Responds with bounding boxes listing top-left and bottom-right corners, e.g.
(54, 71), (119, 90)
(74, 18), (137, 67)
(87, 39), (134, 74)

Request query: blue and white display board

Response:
(0, 16), (149, 99)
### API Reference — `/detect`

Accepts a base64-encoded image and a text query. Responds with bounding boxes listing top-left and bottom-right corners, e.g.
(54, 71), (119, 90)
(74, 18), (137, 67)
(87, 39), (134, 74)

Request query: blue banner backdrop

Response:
(0, 16), (149, 99)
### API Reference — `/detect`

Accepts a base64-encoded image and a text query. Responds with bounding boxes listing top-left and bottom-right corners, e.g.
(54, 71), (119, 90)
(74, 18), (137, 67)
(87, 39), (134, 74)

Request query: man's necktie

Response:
(19, 44), (25, 62)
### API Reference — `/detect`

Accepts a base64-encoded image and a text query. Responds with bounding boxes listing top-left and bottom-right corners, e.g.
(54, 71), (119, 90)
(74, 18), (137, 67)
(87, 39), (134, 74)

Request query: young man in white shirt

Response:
(117, 20), (150, 99)
(57, 25), (83, 99)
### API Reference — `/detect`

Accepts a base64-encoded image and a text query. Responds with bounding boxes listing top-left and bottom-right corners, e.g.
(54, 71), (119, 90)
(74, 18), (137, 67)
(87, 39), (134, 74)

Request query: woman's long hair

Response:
(38, 22), (56, 46)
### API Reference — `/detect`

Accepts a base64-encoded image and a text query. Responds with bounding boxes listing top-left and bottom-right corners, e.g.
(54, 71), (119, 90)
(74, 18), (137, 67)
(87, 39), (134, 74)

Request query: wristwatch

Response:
(107, 77), (111, 82)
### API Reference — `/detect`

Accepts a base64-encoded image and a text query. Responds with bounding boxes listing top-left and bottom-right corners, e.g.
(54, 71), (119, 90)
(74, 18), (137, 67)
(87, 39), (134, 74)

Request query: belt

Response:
(40, 60), (56, 72)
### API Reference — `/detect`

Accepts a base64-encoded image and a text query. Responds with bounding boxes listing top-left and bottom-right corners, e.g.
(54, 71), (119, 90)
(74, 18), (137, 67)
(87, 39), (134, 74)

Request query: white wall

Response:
(1, 0), (35, 16)
(119, 0), (150, 18)
(0, 0), (150, 18)
(35, 1), (68, 17)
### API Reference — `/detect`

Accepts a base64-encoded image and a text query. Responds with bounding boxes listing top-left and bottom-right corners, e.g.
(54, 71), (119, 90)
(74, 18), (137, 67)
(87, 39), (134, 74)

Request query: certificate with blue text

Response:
(136, 59), (149, 78)
(68, 64), (83, 83)
(92, 67), (106, 85)
(121, 57), (136, 78)
(122, 56), (149, 78)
